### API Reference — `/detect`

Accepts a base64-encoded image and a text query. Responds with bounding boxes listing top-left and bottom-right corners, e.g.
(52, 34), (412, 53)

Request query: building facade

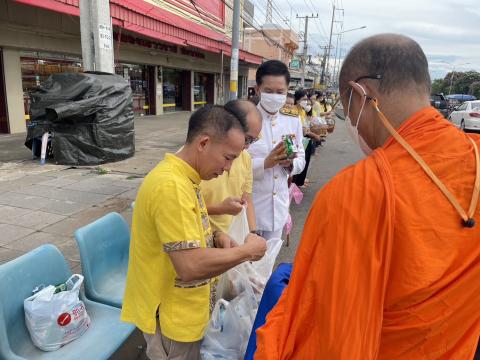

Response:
(0, 0), (263, 134)
(243, 25), (299, 88)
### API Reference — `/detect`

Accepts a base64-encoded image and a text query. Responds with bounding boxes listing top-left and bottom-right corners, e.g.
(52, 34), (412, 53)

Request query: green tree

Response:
(470, 81), (480, 99)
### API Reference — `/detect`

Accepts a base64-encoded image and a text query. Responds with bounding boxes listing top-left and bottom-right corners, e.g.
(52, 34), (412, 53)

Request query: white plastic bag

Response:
(227, 206), (249, 245)
(24, 274), (91, 351)
(217, 238), (283, 302)
(201, 270), (258, 360)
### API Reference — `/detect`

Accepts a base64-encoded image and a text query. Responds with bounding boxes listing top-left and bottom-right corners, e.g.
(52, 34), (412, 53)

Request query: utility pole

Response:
(320, 4), (344, 87)
(297, 13), (318, 88)
(266, 0), (273, 23)
(229, 0), (241, 100)
(332, 32), (342, 89)
(79, 0), (114, 73)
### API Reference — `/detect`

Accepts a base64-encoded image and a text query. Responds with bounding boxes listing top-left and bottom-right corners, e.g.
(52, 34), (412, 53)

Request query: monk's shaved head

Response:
(339, 34), (431, 96)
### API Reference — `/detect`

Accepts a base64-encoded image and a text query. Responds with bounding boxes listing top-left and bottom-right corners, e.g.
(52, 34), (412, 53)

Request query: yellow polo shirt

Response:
(121, 153), (213, 342)
(200, 150), (253, 232)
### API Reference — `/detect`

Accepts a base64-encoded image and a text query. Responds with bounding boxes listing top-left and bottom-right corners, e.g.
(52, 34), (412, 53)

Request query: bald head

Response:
(224, 99), (262, 148)
(339, 34), (431, 96)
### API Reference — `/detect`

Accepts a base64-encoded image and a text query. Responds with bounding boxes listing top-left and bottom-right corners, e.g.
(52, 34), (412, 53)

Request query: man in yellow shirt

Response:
(121, 105), (267, 360)
(201, 100), (262, 234)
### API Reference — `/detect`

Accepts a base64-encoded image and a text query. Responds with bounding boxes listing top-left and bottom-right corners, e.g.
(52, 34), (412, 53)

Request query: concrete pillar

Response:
(3, 48), (26, 134)
(155, 66), (164, 115)
(190, 71), (195, 112)
(214, 73), (219, 105)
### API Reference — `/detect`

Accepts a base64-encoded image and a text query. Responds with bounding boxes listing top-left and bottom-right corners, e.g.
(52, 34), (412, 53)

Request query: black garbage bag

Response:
(25, 72), (135, 165)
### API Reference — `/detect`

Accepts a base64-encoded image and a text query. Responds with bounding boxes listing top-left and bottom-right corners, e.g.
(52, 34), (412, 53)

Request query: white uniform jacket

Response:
(247, 104), (306, 232)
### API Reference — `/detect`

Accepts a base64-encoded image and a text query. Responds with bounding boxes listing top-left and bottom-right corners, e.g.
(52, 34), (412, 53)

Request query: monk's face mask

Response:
(346, 82), (373, 156)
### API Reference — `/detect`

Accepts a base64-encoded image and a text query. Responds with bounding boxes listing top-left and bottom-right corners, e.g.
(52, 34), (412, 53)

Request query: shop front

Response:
(193, 72), (214, 110)
(115, 63), (155, 116)
(0, 48), (8, 133)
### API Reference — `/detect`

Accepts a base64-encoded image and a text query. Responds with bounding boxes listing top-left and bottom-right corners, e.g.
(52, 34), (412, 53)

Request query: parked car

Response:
(448, 100), (480, 131)
(430, 94), (449, 117)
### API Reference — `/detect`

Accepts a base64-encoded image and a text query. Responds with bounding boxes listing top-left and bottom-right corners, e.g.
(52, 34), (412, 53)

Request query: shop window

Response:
(162, 68), (184, 112)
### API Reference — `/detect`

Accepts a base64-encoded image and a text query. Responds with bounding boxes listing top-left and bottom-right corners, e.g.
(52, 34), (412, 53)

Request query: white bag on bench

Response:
(24, 274), (91, 351)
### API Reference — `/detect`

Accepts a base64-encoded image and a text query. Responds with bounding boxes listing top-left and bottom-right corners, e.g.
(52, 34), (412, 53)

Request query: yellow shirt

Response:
(121, 153), (213, 341)
(200, 150), (253, 232)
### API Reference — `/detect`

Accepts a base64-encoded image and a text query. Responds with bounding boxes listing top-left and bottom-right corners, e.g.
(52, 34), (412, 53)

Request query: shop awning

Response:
(15, 0), (263, 66)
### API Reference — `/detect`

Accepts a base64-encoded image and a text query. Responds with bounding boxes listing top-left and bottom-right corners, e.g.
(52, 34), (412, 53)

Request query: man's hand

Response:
(279, 158), (294, 171)
(264, 142), (287, 169)
(242, 233), (267, 261)
(221, 197), (244, 215)
(214, 232), (239, 248)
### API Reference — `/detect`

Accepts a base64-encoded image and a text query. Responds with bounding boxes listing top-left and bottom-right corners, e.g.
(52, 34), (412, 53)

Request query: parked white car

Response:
(448, 100), (480, 131)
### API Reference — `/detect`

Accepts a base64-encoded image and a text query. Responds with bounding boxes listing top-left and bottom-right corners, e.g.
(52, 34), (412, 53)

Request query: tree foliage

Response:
(432, 71), (480, 99)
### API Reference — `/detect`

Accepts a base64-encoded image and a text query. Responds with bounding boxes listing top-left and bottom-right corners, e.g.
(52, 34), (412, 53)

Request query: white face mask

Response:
(345, 83), (373, 156)
(260, 93), (287, 114)
(304, 105), (312, 113)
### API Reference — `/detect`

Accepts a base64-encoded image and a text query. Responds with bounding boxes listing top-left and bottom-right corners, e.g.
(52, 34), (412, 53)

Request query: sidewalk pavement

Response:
(0, 112), (191, 270)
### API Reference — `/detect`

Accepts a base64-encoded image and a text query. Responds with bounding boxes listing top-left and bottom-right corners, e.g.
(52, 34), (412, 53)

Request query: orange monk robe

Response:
(255, 107), (480, 359)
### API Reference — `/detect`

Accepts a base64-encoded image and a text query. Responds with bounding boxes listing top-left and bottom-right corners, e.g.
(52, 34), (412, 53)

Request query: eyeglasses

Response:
(354, 74), (383, 82)
(245, 136), (259, 145)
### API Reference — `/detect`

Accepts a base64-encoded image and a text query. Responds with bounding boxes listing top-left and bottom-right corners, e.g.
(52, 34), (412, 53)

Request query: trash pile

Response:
(25, 72), (135, 165)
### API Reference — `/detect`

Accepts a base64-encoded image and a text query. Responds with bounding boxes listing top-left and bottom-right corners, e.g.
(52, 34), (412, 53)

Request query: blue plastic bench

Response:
(74, 212), (130, 308)
(0, 244), (135, 360)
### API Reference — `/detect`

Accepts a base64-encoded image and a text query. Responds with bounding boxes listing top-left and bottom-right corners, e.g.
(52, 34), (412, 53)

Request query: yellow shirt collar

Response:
(165, 153), (201, 184)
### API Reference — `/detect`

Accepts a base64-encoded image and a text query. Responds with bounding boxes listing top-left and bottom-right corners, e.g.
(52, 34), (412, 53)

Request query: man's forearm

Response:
(206, 203), (224, 215)
(168, 246), (251, 282)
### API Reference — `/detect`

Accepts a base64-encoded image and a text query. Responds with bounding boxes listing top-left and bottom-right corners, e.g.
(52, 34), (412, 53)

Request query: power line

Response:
(220, 0), (292, 55)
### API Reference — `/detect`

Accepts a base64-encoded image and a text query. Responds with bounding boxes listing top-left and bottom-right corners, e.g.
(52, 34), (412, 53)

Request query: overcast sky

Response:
(258, 0), (480, 80)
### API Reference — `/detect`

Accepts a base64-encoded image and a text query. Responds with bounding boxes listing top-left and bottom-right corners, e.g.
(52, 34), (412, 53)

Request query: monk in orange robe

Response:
(255, 34), (480, 359)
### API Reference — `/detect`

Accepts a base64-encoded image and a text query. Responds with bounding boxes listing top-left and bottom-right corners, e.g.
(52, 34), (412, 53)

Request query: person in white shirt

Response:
(247, 60), (306, 240)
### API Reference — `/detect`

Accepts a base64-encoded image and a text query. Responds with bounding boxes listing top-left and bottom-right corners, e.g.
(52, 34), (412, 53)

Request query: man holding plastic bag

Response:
(121, 106), (267, 360)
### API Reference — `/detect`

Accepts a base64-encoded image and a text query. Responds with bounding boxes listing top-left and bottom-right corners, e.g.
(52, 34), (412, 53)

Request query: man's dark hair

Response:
(256, 60), (290, 86)
(339, 33), (431, 96)
(224, 100), (250, 132)
(315, 91), (324, 98)
(186, 105), (247, 143)
(294, 89), (307, 104)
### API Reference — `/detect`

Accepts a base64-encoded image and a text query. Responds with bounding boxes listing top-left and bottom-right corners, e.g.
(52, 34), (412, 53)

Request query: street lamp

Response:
(440, 61), (471, 95)
(333, 25), (367, 36)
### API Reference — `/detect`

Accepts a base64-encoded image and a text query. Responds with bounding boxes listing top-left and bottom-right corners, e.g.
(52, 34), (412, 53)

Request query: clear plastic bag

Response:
(24, 274), (91, 351)
(201, 270), (258, 360)
(227, 206), (250, 245)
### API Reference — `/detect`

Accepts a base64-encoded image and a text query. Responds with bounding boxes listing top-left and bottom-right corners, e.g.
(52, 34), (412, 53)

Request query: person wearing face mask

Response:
(291, 89), (321, 187)
(255, 34), (480, 359)
(247, 60), (306, 241)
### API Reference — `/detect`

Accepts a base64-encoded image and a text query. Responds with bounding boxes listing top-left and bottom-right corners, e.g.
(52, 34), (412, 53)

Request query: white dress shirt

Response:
(247, 104), (306, 232)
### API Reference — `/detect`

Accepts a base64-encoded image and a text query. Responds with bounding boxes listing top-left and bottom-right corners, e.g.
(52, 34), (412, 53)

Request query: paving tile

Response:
(1, 210), (66, 230)
(13, 185), (111, 205)
(57, 239), (80, 262)
(38, 199), (91, 216)
(0, 247), (25, 264)
(3, 231), (68, 252)
(0, 224), (36, 246)
(67, 179), (129, 196)
(37, 177), (81, 188)
(0, 205), (33, 223)
(0, 192), (52, 210)
(42, 215), (99, 236)
(118, 188), (139, 200)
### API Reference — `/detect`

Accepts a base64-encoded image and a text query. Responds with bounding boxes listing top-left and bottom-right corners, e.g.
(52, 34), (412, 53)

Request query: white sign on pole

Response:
(98, 23), (112, 50)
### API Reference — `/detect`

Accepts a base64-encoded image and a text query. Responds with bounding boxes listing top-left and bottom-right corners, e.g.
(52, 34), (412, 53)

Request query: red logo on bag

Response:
(57, 313), (72, 326)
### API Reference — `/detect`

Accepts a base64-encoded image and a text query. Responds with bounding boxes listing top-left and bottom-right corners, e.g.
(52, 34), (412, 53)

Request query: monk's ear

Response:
(348, 81), (367, 98)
